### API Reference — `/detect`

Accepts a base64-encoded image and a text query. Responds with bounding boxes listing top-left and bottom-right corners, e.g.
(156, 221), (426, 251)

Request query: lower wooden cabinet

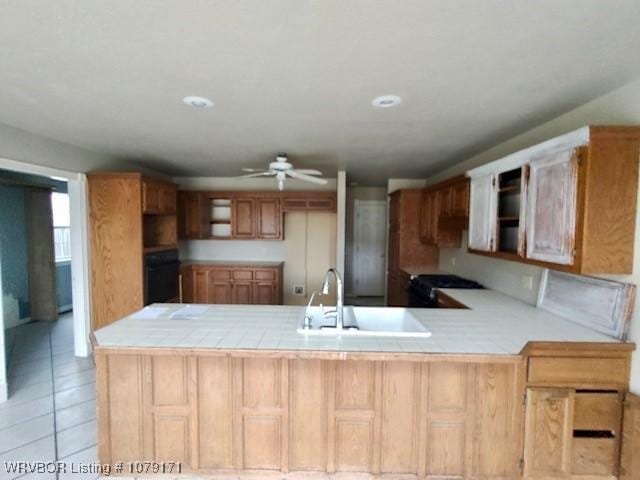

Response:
(522, 345), (634, 479)
(96, 352), (524, 477)
(181, 264), (283, 305)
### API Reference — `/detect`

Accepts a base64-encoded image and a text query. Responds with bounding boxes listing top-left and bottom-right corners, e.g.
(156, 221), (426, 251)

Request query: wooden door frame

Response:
(353, 199), (387, 297)
(0, 157), (92, 365)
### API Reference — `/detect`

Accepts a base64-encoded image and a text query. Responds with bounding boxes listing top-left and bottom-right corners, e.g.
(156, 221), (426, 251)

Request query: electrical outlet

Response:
(293, 285), (305, 296)
(451, 256), (457, 266)
(521, 275), (534, 290)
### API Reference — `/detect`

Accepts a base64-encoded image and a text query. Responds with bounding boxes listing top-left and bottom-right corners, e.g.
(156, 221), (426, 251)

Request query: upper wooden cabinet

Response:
(467, 126), (640, 274)
(232, 197), (257, 238)
(177, 191), (204, 239)
(419, 175), (470, 248)
(177, 190), (335, 241)
(525, 148), (578, 265)
(142, 178), (177, 215)
(256, 198), (282, 239)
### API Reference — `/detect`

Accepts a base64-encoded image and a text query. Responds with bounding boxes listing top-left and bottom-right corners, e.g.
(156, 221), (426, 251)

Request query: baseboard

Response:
(58, 304), (73, 314)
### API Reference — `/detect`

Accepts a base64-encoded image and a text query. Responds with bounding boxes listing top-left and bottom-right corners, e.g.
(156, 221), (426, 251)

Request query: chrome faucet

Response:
(321, 268), (344, 330)
(302, 291), (317, 330)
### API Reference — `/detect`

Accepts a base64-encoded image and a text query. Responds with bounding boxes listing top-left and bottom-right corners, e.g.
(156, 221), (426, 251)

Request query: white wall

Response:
(430, 78), (640, 394)
(0, 121), (139, 173)
(388, 178), (427, 193)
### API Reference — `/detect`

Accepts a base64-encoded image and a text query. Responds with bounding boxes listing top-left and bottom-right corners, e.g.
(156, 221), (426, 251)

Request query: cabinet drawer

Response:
(571, 437), (617, 476)
(574, 392), (622, 432)
(255, 269), (276, 281)
(528, 357), (628, 387)
(211, 269), (232, 281)
(233, 269), (253, 281)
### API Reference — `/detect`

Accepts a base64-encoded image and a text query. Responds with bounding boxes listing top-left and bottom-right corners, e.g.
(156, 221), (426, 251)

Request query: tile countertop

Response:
(181, 260), (284, 267)
(93, 288), (621, 355)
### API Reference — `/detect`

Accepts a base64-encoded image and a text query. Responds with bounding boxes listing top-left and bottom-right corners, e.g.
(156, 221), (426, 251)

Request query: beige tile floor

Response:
(0, 314), (97, 480)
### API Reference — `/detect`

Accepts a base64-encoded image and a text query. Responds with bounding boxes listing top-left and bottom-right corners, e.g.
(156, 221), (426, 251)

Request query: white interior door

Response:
(353, 200), (387, 296)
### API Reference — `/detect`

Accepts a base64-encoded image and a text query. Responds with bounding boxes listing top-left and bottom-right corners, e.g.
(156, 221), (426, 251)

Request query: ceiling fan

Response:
(236, 153), (327, 191)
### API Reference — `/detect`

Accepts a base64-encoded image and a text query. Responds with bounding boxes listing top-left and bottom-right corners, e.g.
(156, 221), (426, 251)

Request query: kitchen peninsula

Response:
(93, 289), (634, 479)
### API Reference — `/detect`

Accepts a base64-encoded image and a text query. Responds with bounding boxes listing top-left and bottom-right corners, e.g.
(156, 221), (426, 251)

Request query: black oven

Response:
(144, 249), (180, 305)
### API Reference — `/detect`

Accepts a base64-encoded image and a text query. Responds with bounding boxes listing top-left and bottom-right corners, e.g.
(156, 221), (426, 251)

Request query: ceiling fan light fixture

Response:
(182, 96), (214, 109)
(372, 95), (402, 108)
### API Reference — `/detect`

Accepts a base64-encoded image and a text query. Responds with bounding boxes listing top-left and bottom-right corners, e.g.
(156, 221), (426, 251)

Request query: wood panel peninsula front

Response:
(93, 290), (638, 479)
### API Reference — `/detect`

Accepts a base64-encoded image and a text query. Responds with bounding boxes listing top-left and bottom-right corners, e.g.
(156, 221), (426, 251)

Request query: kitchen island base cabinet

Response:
(96, 352), (524, 478)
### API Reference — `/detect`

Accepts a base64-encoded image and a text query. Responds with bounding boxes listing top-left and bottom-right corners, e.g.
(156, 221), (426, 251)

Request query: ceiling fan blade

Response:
(286, 170), (328, 185)
(291, 169), (322, 175)
(241, 168), (268, 173)
(235, 172), (275, 179)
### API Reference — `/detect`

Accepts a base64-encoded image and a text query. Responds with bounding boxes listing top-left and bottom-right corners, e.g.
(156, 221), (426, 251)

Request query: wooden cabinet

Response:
(525, 148), (578, 265)
(522, 343), (634, 479)
(281, 191), (336, 211)
(256, 198), (282, 239)
(88, 172), (178, 330)
(176, 190), (335, 241)
(419, 190), (437, 245)
(523, 388), (574, 479)
(96, 351), (523, 478)
(142, 179), (177, 215)
(468, 174), (497, 251)
(419, 175), (469, 247)
(182, 264), (283, 305)
(620, 393), (640, 480)
(232, 197), (256, 238)
(467, 126), (640, 274)
(177, 191), (204, 239)
(386, 189), (438, 306)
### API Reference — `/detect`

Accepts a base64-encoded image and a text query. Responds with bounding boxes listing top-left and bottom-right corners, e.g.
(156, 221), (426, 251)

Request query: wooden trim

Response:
(94, 345), (524, 363)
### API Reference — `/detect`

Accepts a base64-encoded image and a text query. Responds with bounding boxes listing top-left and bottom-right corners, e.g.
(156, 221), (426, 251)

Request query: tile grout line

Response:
(0, 433), (55, 456)
(47, 324), (60, 480)
(0, 411), (55, 434)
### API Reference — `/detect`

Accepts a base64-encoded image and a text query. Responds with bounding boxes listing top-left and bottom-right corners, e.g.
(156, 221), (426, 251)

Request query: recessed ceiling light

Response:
(183, 96), (214, 109)
(372, 95), (402, 108)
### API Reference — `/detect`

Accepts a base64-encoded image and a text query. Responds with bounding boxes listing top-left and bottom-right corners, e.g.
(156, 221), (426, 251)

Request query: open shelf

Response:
(208, 197), (232, 238)
(496, 167), (523, 254)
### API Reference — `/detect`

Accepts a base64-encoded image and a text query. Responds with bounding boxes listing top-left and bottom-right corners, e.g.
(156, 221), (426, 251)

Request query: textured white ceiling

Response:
(1, 0), (639, 184)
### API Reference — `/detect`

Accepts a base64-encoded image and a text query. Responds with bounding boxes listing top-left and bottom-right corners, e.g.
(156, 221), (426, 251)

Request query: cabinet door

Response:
(210, 282), (232, 304)
(525, 148), (578, 265)
(451, 180), (470, 217)
(254, 282), (276, 305)
(193, 269), (210, 303)
(160, 185), (177, 214)
(620, 393), (640, 480)
(437, 186), (452, 217)
(419, 191), (437, 245)
(523, 388), (574, 479)
(178, 192), (202, 239)
(256, 198), (282, 239)
(232, 281), (253, 304)
(232, 198), (256, 239)
(142, 180), (162, 214)
(468, 174), (497, 251)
